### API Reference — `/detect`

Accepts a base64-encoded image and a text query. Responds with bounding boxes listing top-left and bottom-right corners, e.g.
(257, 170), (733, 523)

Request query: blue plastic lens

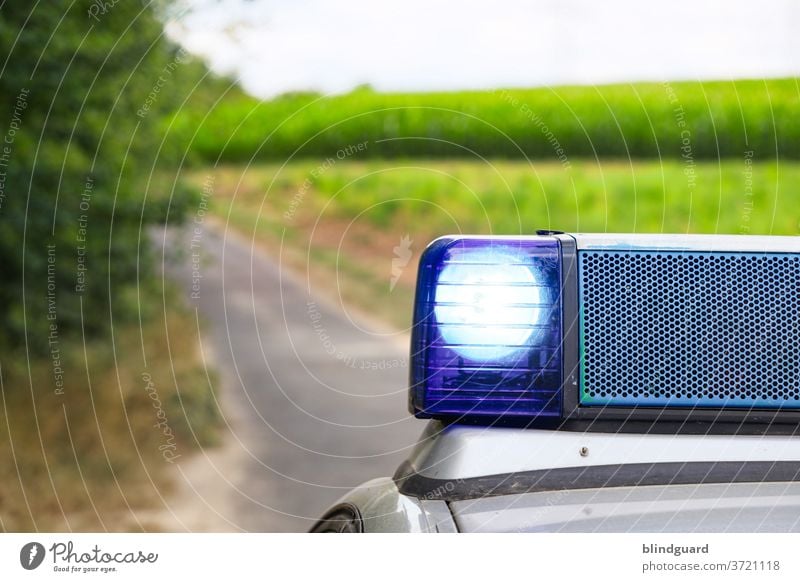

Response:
(410, 237), (564, 420)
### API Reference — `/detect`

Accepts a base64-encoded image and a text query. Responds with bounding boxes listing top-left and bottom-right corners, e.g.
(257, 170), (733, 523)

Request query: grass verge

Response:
(0, 285), (219, 532)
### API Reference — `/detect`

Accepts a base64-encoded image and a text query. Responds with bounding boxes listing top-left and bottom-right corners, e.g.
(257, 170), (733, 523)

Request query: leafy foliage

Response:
(0, 2), (214, 348)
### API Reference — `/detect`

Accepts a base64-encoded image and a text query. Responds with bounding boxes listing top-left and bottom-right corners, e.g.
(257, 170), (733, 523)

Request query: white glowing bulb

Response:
(434, 253), (545, 362)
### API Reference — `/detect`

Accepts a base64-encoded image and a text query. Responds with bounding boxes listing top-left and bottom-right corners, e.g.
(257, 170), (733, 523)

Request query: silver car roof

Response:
(394, 421), (800, 503)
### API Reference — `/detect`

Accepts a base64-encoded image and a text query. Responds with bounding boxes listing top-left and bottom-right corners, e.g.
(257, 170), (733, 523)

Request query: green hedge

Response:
(173, 80), (800, 162)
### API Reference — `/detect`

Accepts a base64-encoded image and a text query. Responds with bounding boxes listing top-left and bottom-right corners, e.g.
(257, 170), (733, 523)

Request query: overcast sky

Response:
(165, 0), (800, 99)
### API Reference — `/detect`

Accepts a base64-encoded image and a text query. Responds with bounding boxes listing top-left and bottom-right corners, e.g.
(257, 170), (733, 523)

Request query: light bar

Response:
(409, 233), (800, 425)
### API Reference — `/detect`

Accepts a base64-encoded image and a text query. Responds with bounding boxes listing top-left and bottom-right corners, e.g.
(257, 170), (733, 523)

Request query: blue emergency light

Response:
(409, 233), (800, 424)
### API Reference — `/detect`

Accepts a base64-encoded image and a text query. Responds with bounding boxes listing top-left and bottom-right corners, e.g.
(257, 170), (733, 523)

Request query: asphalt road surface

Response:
(161, 223), (426, 532)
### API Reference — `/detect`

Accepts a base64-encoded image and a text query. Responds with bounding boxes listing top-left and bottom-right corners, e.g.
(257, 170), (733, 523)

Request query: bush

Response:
(0, 1), (208, 349)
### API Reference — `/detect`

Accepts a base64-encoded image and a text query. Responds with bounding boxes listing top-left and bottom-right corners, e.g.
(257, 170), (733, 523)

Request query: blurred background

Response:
(1, 0), (798, 532)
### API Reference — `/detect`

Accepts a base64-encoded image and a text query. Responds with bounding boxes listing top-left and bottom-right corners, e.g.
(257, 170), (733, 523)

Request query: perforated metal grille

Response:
(579, 250), (800, 408)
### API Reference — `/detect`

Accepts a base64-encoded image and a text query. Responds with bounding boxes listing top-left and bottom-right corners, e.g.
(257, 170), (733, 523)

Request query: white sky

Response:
(165, 0), (800, 98)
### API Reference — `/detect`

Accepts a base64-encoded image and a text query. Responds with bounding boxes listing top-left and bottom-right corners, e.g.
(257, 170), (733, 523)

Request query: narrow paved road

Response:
(161, 222), (425, 532)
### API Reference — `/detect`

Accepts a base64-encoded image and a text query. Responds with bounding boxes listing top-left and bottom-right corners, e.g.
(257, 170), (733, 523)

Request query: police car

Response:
(312, 233), (800, 532)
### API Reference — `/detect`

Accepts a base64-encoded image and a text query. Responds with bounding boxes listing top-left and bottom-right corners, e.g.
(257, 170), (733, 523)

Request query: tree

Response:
(0, 1), (201, 351)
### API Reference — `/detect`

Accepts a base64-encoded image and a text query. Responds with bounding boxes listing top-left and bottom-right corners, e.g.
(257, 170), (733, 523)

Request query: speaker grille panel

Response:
(579, 250), (800, 408)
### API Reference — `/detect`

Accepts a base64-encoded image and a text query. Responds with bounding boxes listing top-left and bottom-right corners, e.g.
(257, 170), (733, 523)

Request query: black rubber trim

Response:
(557, 234), (581, 420)
(415, 417), (800, 435)
(394, 459), (800, 502)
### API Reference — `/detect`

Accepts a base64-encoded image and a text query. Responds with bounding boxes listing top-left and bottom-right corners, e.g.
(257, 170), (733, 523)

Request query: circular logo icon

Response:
(20, 542), (45, 570)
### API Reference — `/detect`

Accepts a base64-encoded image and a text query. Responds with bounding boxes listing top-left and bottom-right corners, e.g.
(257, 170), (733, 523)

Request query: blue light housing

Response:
(410, 236), (564, 420)
(410, 233), (800, 426)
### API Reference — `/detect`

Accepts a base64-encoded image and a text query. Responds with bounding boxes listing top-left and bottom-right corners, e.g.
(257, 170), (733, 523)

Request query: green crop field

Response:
(188, 158), (800, 328)
(173, 79), (800, 163)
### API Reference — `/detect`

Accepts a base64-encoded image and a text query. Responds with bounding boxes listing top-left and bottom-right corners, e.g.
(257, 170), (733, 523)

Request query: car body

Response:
(312, 421), (800, 532)
(312, 233), (800, 532)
